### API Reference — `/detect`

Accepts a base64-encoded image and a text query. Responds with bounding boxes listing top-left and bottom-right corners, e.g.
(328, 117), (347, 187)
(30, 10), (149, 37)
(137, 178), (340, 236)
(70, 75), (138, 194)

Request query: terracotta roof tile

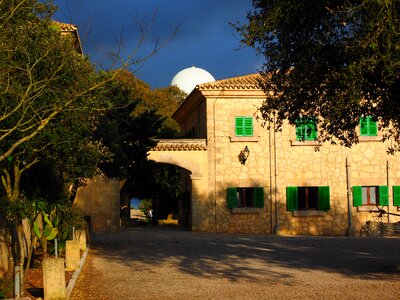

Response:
(151, 140), (207, 151)
(197, 73), (262, 90)
(52, 21), (78, 32)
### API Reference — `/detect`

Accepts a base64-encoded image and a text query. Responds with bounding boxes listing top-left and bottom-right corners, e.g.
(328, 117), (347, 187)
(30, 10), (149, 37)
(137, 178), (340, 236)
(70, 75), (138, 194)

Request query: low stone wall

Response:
(361, 221), (400, 237)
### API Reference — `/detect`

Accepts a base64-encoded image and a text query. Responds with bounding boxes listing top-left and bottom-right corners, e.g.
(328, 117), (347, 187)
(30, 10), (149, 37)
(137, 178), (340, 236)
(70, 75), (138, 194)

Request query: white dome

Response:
(170, 66), (215, 94)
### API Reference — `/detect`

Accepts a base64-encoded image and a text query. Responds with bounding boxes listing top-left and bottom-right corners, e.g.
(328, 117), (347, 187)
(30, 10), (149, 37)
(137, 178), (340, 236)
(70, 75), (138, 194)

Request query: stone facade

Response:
(73, 176), (121, 233)
(150, 73), (400, 236)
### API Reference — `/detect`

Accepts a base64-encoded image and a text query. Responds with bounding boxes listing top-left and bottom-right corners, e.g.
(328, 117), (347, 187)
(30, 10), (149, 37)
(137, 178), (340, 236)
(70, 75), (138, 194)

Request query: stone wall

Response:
(275, 121), (400, 235)
(206, 92), (272, 234)
(73, 176), (121, 233)
(203, 90), (400, 236)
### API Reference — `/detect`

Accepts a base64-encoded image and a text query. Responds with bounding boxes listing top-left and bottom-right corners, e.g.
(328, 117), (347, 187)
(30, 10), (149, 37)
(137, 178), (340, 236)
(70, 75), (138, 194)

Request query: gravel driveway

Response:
(70, 226), (400, 300)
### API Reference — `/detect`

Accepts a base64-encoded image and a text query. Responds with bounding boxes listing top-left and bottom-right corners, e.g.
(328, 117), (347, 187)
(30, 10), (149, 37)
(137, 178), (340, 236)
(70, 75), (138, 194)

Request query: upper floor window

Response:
(360, 116), (377, 136)
(235, 117), (253, 137)
(295, 116), (317, 141)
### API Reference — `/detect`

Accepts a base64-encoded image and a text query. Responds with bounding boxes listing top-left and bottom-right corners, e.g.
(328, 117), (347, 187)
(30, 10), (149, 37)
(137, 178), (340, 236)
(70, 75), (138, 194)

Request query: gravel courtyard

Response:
(70, 226), (400, 300)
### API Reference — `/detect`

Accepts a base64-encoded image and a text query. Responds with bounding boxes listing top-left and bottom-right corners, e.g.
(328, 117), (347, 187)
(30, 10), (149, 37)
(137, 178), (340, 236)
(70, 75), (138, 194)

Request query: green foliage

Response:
(32, 200), (86, 256)
(0, 277), (13, 299)
(0, 0), (96, 161)
(94, 73), (165, 179)
(112, 70), (184, 138)
(0, 197), (33, 220)
(236, 0), (400, 150)
(139, 199), (153, 215)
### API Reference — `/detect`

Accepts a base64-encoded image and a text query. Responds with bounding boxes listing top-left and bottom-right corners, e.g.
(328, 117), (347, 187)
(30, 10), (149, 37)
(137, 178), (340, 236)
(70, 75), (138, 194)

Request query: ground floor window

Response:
(286, 186), (330, 211)
(227, 187), (264, 208)
(352, 186), (388, 206)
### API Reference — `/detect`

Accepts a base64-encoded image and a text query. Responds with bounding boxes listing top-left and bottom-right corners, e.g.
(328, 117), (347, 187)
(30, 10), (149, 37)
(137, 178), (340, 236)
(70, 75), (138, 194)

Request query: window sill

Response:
(231, 207), (261, 214)
(293, 210), (327, 217)
(230, 136), (259, 142)
(356, 206), (380, 212)
(359, 136), (380, 142)
(290, 140), (320, 146)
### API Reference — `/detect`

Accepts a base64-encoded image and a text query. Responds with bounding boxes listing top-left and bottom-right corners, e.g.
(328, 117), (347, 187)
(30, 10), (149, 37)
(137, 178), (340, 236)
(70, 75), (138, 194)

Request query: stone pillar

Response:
(74, 230), (87, 251)
(43, 257), (66, 300)
(65, 240), (80, 271)
(191, 174), (213, 232)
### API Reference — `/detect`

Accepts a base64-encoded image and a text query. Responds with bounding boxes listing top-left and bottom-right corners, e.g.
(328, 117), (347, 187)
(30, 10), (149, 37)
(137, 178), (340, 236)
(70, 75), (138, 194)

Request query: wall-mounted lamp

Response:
(239, 145), (250, 164)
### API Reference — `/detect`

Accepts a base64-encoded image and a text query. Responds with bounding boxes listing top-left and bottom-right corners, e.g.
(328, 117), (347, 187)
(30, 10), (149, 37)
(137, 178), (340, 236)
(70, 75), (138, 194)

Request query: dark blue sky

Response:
(52, 0), (261, 89)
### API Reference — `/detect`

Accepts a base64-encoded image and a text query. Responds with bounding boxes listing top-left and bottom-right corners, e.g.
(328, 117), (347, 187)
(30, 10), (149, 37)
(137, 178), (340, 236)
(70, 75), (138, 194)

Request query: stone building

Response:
(149, 73), (400, 236)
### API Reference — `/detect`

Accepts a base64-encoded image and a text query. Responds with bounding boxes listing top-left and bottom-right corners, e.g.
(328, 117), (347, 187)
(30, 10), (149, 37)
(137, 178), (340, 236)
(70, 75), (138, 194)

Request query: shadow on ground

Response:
(91, 226), (400, 283)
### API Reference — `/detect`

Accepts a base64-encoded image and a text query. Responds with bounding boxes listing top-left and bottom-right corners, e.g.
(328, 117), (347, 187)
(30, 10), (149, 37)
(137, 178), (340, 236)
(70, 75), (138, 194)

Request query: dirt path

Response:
(70, 226), (400, 300)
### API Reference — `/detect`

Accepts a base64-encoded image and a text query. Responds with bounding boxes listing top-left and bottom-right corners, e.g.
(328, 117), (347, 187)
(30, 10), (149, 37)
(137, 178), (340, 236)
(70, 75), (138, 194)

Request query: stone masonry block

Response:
(74, 230), (87, 251)
(43, 257), (66, 300)
(65, 240), (80, 271)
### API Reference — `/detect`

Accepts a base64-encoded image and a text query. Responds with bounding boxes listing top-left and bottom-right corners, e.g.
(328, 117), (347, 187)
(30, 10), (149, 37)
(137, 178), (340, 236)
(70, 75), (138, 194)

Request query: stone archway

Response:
(148, 139), (212, 231)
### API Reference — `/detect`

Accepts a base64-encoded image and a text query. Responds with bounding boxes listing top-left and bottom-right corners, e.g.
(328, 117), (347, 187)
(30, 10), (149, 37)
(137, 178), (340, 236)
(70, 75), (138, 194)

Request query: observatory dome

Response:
(170, 66), (215, 94)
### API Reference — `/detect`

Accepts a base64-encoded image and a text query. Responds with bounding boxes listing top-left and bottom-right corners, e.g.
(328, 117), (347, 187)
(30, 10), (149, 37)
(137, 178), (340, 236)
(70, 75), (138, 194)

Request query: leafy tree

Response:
(93, 73), (165, 179)
(236, 0), (400, 150)
(113, 70), (185, 138)
(95, 72), (183, 219)
(0, 1), (179, 295)
(0, 0), (109, 293)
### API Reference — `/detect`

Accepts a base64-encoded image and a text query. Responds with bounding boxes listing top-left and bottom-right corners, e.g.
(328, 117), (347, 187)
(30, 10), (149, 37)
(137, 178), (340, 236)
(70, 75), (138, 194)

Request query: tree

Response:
(0, 1), (179, 296)
(94, 71), (183, 220)
(0, 0), (100, 163)
(235, 0), (400, 150)
(112, 70), (186, 138)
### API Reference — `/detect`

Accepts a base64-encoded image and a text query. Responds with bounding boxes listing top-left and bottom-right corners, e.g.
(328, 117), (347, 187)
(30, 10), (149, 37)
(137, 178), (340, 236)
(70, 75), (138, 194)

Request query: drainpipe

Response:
(213, 96), (218, 233)
(346, 157), (355, 236)
(269, 118), (273, 234)
(212, 88), (225, 233)
(273, 113), (279, 234)
(387, 160), (390, 223)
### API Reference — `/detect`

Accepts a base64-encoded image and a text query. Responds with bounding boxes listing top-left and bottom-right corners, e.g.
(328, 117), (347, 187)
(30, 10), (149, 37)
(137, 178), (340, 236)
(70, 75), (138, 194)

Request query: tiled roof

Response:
(52, 21), (83, 54)
(197, 73), (262, 90)
(52, 21), (78, 32)
(151, 139), (207, 151)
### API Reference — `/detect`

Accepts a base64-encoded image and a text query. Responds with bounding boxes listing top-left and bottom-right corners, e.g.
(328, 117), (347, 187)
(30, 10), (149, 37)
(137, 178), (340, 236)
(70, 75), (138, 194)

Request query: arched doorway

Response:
(148, 140), (211, 231)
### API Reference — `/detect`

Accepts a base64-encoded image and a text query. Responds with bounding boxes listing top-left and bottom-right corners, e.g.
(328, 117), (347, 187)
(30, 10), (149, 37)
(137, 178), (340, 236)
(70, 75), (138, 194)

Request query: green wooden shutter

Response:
(296, 117), (317, 141)
(253, 187), (264, 208)
(227, 188), (237, 208)
(360, 116), (378, 136)
(393, 186), (400, 206)
(244, 117), (253, 136)
(235, 117), (244, 136)
(368, 117), (378, 136)
(309, 118), (318, 140)
(352, 186), (362, 206)
(295, 118), (305, 140)
(318, 186), (330, 211)
(296, 124), (304, 140)
(235, 117), (253, 137)
(360, 117), (369, 136)
(286, 186), (298, 211)
(379, 186), (389, 206)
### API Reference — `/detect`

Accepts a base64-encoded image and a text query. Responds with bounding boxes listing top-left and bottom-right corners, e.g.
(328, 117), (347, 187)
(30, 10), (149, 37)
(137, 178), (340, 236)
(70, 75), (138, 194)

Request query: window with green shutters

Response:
(235, 117), (253, 137)
(393, 186), (400, 206)
(286, 186), (330, 211)
(295, 116), (318, 141)
(227, 187), (264, 208)
(360, 116), (378, 136)
(352, 186), (388, 206)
